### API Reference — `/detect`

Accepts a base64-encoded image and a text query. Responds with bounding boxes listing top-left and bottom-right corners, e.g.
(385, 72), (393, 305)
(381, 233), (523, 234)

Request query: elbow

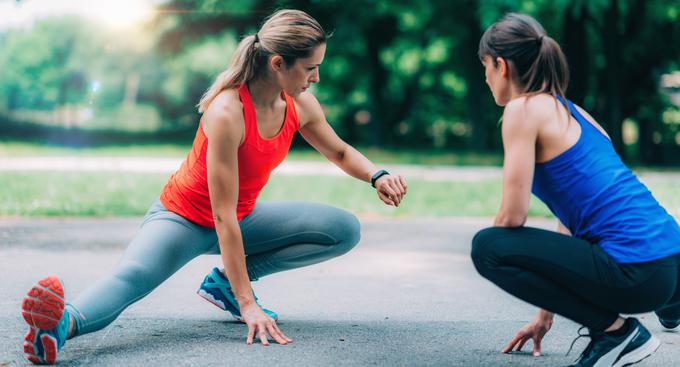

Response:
(327, 148), (346, 165)
(494, 212), (527, 228)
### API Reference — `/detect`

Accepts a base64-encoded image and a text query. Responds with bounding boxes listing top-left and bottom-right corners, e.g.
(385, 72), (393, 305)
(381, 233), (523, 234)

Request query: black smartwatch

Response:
(370, 169), (390, 188)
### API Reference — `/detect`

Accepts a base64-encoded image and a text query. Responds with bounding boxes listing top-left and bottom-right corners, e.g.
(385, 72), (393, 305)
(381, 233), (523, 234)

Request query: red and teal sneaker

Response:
(21, 275), (70, 365)
(197, 267), (278, 322)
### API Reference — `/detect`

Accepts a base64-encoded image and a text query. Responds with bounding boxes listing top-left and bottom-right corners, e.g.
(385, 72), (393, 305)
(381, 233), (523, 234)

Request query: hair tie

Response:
(254, 33), (259, 43)
(537, 35), (545, 45)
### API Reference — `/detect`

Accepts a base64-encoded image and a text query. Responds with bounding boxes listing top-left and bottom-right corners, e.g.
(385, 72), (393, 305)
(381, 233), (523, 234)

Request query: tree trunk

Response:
(364, 16), (397, 147)
(459, 2), (489, 151)
(562, 2), (588, 106)
(601, 0), (625, 157)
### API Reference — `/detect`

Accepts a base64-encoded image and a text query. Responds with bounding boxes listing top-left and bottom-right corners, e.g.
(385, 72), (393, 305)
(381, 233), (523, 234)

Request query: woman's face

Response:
(275, 43), (326, 97)
(482, 55), (512, 106)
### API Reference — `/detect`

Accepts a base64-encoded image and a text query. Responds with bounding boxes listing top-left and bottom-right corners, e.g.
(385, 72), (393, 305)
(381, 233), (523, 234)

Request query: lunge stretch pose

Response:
(471, 13), (680, 367)
(20, 9), (407, 364)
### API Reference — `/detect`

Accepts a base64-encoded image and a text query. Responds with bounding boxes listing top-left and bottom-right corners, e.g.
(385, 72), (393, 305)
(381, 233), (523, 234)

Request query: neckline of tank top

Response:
(241, 84), (292, 142)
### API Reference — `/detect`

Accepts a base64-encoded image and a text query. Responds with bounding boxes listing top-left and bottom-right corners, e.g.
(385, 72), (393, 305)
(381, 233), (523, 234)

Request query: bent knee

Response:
(470, 227), (510, 273)
(471, 227), (498, 262)
(331, 210), (361, 255)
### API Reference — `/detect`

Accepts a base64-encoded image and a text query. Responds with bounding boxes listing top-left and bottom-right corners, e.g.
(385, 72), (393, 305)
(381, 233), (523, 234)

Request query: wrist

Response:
(538, 310), (554, 321)
(237, 296), (256, 309)
(370, 169), (390, 188)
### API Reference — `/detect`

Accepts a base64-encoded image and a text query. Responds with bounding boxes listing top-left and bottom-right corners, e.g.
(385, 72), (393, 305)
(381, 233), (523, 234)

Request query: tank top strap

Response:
(556, 95), (599, 135)
(238, 84), (257, 143)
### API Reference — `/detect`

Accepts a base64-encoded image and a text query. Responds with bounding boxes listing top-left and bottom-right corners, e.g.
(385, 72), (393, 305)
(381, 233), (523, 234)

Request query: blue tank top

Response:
(532, 97), (680, 263)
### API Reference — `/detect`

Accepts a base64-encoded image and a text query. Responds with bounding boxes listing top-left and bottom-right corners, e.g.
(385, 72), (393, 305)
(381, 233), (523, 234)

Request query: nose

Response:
(310, 69), (320, 83)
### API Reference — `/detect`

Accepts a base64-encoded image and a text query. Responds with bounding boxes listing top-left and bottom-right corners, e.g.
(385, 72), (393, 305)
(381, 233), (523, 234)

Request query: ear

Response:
(269, 55), (284, 72)
(496, 57), (509, 79)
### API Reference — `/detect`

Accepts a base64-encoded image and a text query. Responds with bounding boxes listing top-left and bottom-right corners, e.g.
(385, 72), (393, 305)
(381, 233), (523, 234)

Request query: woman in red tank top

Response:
(165, 9), (408, 346)
(19, 10), (407, 365)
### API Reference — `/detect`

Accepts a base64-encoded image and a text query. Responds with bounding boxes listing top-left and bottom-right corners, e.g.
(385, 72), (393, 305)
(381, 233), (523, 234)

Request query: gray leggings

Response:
(66, 199), (361, 337)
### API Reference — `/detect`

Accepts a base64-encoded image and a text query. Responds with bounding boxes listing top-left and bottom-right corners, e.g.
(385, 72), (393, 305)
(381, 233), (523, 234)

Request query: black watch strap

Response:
(371, 169), (390, 188)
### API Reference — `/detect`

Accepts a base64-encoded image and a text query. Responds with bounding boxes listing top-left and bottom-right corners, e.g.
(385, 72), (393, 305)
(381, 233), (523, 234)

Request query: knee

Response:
(470, 227), (502, 273)
(329, 210), (361, 256)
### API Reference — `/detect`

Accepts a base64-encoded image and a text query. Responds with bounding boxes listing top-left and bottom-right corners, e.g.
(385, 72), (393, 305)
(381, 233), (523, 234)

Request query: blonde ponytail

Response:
(197, 9), (327, 113)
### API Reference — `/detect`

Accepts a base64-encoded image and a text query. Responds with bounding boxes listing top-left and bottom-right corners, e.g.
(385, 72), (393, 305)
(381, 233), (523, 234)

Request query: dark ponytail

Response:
(478, 13), (569, 102)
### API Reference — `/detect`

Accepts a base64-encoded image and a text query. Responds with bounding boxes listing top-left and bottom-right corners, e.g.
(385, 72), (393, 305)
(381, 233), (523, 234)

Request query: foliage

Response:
(1, 0), (679, 164)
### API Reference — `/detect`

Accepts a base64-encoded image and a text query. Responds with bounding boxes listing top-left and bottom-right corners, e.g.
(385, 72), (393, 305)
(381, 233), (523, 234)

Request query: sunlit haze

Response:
(0, 0), (157, 31)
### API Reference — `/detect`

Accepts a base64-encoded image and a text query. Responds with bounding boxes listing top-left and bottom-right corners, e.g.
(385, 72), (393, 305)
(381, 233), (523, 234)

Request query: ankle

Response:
(67, 315), (74, 338)
(604, 317), (626, 333)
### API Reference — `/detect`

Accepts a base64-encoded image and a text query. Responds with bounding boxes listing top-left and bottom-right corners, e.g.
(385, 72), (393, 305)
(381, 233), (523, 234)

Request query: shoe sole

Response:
(197, 289), (244, 322)
(612, 334), (660, 367)
(659, 319), (680, 330)
(196, 289), (278, 323)
(21, 275), (65, 365)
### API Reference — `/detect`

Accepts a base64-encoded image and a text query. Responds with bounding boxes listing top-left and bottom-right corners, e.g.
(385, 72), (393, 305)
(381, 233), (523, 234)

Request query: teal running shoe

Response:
(21, 275), (70, 365)
(197, 267), (278, 322)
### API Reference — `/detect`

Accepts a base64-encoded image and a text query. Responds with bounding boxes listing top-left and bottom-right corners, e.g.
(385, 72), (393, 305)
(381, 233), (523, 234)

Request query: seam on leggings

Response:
(246, 230), (339, 247)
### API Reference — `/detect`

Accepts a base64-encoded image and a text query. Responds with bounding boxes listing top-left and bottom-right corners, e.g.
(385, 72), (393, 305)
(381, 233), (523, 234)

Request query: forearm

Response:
(215, 219), (254, 307)
(328, 145), (378, 182)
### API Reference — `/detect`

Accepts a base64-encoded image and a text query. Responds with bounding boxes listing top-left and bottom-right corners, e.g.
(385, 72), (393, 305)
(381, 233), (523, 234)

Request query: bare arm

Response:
(297, 94), (407, 206)
(203, 105), (251, 309)
(203, 94), (290, 345)
(494, 100), (539, 227)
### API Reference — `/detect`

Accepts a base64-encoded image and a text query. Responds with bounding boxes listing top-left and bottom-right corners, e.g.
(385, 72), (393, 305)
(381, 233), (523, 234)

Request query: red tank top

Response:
(160, 84), (299, 228)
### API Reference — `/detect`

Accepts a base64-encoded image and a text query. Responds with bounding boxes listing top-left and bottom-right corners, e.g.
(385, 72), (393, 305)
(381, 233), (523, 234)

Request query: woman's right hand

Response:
(502, 313), (553, 356)
(241, 303), (293, 346)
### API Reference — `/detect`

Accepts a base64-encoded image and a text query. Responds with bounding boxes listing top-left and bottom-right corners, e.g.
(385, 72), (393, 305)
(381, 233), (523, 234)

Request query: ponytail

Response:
(197, 9), (327, 113)
(197, 35), (260, 113)
(478, 13), (569, 102)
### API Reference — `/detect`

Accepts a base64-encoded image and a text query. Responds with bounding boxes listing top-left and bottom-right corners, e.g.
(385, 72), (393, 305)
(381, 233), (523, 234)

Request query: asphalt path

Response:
(0, 217), (677, 366)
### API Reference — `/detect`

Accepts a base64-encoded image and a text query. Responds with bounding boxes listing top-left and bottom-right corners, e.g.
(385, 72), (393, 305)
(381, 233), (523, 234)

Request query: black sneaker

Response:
(658, 317), (680, 330)
(568, 318), (660, 367)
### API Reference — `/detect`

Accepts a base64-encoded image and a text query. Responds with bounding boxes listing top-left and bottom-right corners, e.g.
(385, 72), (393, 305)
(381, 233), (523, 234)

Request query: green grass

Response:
(2, 170), (678, 219)
(0, 141), (502, 166)
(0, 171), (543, 217)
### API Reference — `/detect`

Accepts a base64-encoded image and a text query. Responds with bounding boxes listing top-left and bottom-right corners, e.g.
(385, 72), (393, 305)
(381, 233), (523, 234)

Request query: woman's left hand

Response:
(375, 174), (407, 206)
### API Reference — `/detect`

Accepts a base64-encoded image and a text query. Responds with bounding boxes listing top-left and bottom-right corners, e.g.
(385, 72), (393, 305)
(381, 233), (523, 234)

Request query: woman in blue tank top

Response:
(471, 13), (680, 367)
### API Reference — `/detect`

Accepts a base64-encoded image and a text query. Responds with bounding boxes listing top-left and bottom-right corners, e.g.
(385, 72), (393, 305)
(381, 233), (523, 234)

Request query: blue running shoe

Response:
(21, 275), (70, 365)
(568, 318), (660, 367)
(197, 267), (278, 322)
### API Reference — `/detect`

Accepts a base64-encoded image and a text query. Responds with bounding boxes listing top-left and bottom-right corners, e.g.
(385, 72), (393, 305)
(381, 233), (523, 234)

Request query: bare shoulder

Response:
(506, 94), (566, 129)
(293, 92), (325, 127)
(202, 89), (244, 141)
(503, 96), (542, 131)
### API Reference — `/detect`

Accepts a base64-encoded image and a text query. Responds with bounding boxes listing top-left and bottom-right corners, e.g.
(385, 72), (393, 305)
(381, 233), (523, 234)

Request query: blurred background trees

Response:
(1, 0), (679, 164)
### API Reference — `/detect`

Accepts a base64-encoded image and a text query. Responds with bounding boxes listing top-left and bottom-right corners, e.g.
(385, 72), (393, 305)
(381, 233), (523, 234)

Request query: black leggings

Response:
(471, 226), (680, 331)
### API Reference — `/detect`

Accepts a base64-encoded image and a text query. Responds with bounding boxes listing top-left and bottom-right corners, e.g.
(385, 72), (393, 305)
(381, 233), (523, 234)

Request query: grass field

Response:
(0, 171), (535, 217)
(0, 141), (503, 166)
(1, 171), (678, 219)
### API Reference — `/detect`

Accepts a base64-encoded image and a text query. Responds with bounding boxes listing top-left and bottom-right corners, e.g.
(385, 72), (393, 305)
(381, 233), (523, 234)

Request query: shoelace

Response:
(565, 326), (603, 363)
